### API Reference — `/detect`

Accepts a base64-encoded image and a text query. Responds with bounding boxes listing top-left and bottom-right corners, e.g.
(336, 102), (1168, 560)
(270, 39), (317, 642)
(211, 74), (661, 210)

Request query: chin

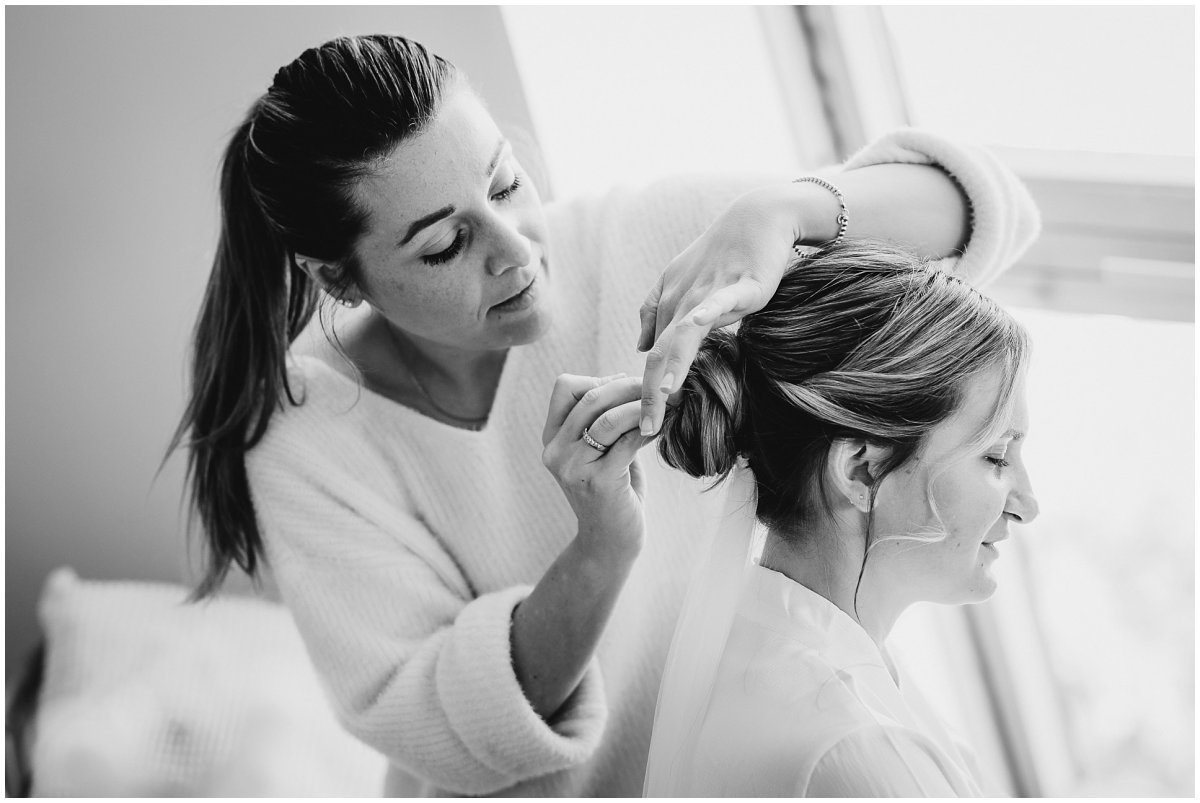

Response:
(959, 570), (999, 604)
(499, 305), (553, 347)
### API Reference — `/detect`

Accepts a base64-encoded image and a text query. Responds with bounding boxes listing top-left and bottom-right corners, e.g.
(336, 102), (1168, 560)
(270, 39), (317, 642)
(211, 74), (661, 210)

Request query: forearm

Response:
(790, 163), (970, 258)
(511, 527), (639, 720)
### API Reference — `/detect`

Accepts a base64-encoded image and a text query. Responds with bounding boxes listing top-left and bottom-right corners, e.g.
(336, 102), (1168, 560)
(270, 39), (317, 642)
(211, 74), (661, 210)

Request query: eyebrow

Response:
(398, 138), (509, 247)
(1002, 429), (1025, 441)
(399, 204), (455, 246)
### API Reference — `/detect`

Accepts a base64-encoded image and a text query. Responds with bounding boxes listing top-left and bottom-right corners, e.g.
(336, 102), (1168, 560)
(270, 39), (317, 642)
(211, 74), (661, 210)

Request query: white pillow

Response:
(31, 567), (387, 796)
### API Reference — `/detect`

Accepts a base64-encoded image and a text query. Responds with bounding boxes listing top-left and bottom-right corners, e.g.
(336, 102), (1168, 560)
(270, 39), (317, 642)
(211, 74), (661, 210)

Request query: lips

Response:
(496, 275), (535, 306)
(488, 273), (540, 315)
(983, 532), (1009, 546)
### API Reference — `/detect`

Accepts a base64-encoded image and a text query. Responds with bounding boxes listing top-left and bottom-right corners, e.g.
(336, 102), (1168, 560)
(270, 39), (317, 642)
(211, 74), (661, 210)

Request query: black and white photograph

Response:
(5, 5), (1194, 797)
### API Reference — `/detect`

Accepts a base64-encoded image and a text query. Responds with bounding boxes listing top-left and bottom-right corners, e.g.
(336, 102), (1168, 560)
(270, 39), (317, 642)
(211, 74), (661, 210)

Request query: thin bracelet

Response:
(791, 176), (849, 256)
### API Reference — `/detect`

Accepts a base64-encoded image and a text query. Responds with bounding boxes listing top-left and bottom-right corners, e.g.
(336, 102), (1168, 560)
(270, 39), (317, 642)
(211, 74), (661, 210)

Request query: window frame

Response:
(785, 5), (1195, 325)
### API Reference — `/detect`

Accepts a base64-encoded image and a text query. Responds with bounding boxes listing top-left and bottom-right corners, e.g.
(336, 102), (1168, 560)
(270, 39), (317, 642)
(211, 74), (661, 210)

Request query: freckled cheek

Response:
(378, 273), (482, 326)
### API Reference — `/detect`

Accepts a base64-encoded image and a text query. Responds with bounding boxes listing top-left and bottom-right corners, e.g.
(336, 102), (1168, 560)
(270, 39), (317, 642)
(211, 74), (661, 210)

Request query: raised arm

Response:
(637, 128), (1041, 435)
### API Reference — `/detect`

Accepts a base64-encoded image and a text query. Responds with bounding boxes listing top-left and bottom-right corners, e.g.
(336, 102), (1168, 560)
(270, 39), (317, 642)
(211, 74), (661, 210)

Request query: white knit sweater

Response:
(246, 130), (1040, 797)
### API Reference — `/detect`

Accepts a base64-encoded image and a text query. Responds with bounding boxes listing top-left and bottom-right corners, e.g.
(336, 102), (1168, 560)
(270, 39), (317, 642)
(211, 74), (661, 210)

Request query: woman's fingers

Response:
(544, 391), (648, 492)
(597, 406), (652, 467)
(556, 376), (644, 452)
(542, 373), (627, 446)
(637, 277), (664, 353)
(642, 313), (707, 401)
(652, 284), (684, 347)
(639, 277), (765, 436)
(581, 398), (643, 451)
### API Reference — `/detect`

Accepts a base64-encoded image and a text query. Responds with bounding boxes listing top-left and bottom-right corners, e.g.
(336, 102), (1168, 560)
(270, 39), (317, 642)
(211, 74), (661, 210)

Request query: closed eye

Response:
(419, 172), (522, 266)
(491, 174), (522, 202)
(422, 230), (466, 266)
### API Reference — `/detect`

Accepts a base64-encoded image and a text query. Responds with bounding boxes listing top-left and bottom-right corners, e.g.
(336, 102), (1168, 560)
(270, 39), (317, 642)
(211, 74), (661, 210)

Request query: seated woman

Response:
(644, 240), (1038, 797)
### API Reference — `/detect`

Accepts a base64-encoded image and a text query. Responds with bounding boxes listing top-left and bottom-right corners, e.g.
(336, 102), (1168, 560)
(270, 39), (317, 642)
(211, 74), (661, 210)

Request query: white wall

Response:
(5, 6), (535, 678)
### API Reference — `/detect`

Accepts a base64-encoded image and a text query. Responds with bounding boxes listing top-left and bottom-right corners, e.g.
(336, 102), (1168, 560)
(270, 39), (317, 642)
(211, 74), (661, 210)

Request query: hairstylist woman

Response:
(172, 35), (1039, 796)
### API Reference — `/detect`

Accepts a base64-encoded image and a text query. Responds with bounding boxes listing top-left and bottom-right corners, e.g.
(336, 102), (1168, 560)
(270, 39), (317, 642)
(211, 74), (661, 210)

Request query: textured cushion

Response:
(31, 567), (387, 796)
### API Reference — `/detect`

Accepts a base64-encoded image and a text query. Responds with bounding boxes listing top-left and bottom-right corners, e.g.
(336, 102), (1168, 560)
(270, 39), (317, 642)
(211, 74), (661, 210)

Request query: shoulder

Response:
(244, 356), (435, 569)
(694, 654), (929, 796)
(806, 724), (960, 797)
(245, 353), (398, 489)
(259, 354), (370, 440)
(707, 617), (890, 747)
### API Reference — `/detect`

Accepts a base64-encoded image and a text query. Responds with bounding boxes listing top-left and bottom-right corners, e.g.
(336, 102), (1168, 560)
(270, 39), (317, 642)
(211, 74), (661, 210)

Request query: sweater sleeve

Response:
(838, 127), (1042, 287)
(804, 725), (965, 797)
(246, 433), (607, 795)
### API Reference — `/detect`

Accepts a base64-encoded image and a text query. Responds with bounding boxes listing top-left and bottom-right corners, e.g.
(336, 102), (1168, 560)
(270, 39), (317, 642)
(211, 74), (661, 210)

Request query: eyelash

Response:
(422, 230), (465, 266)
(492, 174), (522, 202)
(420, 175), (523, 266)
(984, 456), (1010, 471)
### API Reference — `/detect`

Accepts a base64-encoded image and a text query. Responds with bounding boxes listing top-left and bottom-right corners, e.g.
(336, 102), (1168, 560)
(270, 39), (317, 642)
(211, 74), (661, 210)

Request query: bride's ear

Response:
(827, 438), (892, 513)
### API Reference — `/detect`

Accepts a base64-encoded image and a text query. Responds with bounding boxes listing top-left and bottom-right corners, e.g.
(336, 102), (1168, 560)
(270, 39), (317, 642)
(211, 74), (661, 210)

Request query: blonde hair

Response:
(658, 240), (1029, 542)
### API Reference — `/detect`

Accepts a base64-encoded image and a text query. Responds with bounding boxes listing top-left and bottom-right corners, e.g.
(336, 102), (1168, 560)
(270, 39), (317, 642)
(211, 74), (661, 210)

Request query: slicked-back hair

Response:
(169, 35), (457, 597)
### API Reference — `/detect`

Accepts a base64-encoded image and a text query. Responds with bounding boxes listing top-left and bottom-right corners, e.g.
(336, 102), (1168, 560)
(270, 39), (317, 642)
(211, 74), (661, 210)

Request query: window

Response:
(830, 5), (1196, 324)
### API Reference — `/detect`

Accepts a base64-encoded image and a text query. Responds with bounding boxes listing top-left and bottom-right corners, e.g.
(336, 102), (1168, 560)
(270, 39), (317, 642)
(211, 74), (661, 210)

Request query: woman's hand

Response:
(541, 373), (651, 557)
(637, 163), (974, 437)
(513, 373), (651, 719)
(636, 183), (818, 436)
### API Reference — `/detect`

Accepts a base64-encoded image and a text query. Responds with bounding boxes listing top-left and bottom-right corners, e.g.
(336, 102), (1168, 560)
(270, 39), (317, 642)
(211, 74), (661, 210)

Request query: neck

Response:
(352, 311), (507, 424)
(383, 318), (506, 393)
(759, 514), (911, 647)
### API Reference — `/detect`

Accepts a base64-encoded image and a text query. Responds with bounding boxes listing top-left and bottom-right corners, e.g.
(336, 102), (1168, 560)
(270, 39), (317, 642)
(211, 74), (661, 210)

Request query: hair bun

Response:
(657, 329), (745, 479)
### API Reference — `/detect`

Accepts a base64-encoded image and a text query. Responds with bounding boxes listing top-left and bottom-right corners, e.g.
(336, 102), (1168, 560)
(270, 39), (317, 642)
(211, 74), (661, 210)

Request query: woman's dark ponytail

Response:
(171, 34), (458, 597)
(171, 117), (318, 598)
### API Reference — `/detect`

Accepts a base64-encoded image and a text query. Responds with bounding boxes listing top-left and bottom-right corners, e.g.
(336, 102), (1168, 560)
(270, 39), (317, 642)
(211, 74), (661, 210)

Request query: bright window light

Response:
(881, 6), (1195, 157)
(894, 307), (1195, 797)
(502, 6), (803, 200)
(997, 308), (1194, 796)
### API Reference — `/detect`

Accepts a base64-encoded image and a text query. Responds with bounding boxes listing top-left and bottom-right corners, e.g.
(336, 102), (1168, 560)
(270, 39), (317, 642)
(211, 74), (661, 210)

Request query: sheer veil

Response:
(644, 460), (765, 796)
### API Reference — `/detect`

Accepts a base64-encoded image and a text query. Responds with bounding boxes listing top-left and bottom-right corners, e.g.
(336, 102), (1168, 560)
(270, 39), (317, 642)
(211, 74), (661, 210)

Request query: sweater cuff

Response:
(840, 127), (1041, 287)
(437, 585), (607, 784)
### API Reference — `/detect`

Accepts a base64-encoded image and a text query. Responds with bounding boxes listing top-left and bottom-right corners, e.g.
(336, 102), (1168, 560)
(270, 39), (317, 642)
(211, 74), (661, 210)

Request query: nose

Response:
(482, 209), (533, 277)
(1004, 468), (1040, 525)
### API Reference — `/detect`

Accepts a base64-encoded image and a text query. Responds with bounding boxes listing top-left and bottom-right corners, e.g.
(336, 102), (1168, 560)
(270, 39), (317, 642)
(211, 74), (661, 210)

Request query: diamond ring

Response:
(581, 427), (609, 453)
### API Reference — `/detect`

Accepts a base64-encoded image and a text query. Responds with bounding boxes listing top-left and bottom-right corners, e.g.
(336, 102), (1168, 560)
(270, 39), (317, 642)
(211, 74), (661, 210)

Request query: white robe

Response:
(674, 564), (983, 797)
